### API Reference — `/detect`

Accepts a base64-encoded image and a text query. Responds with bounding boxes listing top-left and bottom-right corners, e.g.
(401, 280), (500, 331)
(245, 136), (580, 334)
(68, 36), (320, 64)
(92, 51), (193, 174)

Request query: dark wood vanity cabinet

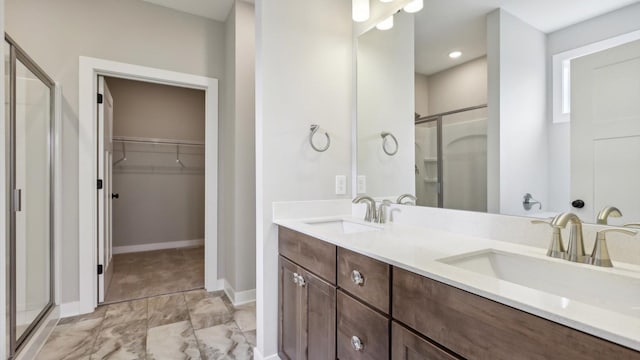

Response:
(279, 256), (336, 360)
(278, 226), (640, 360)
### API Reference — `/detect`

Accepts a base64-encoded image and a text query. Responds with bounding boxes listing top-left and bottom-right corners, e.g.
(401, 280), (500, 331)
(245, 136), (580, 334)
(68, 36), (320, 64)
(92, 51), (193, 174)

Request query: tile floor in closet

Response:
(105, 246), (205, 303)
(36, 289), (255, 360)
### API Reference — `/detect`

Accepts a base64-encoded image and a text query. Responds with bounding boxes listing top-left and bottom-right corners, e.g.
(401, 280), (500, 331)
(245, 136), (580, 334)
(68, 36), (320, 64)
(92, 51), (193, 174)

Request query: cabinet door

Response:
(300, 267), (336, 360)
(279, 257), (303, 360)
(391, 322), (458, 360)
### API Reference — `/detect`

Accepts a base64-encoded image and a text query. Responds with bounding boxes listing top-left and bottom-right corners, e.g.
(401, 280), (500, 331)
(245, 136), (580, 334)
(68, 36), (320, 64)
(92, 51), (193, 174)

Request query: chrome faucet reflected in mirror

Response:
(596, 206), (622, 225)
(396, 194), (417, 206)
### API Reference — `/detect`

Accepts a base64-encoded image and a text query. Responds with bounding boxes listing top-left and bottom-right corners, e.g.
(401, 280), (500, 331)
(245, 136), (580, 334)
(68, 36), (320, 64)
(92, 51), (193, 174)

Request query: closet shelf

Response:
(112, 136), (205, 147)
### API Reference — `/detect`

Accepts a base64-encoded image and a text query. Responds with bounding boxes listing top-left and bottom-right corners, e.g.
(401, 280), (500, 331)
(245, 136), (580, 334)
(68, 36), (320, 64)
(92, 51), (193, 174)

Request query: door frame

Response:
(78, 56), (219, 314)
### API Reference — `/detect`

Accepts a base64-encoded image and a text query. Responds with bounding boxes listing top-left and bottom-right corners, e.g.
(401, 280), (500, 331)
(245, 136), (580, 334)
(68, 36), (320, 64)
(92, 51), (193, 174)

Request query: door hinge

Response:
(97, 264), (103, 275)
(97, 93), (103, 104)
(97, 179), (103, 190)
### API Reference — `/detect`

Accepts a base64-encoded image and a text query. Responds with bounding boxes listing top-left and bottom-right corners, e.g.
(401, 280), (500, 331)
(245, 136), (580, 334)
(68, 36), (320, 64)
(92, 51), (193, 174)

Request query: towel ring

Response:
(381, 132), (398, 156)
(310, 124), (330, 152)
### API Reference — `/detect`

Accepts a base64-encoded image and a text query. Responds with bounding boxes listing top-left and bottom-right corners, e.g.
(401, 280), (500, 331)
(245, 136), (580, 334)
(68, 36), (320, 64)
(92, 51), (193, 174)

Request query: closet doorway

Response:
(98, 76), (207, 304)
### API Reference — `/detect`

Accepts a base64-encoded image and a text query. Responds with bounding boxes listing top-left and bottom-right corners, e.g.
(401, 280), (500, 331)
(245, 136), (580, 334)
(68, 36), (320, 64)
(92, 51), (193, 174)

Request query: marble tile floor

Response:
(105, 247), (205, 303)
(36, 290), (256, 360)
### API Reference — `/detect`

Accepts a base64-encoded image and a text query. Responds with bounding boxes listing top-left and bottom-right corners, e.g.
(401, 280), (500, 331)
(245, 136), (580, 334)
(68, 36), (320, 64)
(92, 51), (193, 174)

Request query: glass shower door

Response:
(7, 35), (55, 354)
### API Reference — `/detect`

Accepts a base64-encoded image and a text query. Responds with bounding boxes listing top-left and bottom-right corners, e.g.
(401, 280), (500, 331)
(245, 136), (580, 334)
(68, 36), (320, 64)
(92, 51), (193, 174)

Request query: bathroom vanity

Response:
(276, 221), (640, 360)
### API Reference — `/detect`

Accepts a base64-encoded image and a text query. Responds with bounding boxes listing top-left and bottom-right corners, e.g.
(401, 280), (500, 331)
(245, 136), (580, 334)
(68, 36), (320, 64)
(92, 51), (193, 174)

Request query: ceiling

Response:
(415, 0), (639, 75)
(142, 0), (238, 22)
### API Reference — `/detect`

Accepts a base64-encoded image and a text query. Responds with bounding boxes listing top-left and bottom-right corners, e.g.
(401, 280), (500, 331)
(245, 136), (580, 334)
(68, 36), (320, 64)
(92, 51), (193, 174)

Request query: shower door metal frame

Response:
(6, 33), (56, 358)
(415, 104), (488, 209)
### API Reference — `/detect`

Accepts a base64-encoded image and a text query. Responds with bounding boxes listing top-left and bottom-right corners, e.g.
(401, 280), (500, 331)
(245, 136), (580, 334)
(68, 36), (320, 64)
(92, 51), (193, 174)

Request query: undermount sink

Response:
(439, 249), (640, 318)
(304, 219), (382, 235)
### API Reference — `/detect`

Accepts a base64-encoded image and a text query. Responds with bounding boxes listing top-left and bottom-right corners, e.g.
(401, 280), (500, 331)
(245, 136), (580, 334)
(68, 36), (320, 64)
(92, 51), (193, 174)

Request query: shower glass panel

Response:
(14, 57), (52, 342)
(441, 107), (488, 212)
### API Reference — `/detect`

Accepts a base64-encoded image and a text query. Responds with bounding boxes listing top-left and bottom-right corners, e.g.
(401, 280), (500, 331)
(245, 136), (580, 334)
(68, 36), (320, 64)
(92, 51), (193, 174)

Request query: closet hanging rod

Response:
(112, 136), (205, 147)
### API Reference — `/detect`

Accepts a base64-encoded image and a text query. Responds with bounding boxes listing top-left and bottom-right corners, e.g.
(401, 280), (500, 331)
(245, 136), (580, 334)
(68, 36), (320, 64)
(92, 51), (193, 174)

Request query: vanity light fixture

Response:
(449, 51), (462, 59)
(376, 15), (394, 30)
(353, 0), (370, 22)
(403, 0), (423, 13)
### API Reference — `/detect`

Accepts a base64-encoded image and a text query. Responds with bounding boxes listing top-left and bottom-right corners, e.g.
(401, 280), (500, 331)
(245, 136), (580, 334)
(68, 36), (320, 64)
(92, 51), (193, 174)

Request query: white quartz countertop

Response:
(275, 216), (640, 351)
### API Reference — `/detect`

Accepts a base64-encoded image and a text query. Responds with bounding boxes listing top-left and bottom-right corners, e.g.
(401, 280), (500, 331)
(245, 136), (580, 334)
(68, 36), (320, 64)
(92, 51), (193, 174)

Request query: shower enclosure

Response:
(415, 105), (488, 212)
(5, 35), (56, 357)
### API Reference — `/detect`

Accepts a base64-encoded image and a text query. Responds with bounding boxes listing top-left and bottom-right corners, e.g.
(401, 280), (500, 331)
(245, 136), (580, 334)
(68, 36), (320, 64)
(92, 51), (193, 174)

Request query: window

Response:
(552, 29), (640, 124)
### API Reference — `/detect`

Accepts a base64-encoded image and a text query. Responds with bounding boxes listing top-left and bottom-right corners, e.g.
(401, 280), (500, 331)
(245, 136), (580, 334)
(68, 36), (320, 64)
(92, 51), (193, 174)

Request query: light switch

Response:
(335, 175), (347, 195)
(357, 175), (366, 194)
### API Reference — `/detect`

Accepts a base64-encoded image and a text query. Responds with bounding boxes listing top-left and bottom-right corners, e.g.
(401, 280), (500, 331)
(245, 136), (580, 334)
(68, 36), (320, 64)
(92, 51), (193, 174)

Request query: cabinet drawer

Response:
(337, 290), (389, 360)
(391, 322), (459, 360)
(279, 226), (337, 284)
(392, 267), (640, 360)
(338, 247), (390, 313)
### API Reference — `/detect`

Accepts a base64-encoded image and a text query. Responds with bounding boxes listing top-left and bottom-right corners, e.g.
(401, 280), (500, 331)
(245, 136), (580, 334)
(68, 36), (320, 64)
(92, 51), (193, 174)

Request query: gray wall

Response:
(107, 78), (205, 249)
(6, 0), (226, 303)
(425, 56), (487, 116)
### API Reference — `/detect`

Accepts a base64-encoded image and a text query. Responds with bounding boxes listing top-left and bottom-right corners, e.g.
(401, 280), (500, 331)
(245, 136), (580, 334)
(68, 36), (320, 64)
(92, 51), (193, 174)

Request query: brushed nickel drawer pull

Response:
(351, 270), (364, 286)
(351, 336), (364, 351)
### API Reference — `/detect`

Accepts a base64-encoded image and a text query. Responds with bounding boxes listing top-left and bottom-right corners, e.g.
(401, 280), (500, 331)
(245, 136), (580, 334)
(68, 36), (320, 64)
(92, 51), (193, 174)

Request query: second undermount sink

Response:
(304, 219), (382, 235)
(439, 249), (640, 318)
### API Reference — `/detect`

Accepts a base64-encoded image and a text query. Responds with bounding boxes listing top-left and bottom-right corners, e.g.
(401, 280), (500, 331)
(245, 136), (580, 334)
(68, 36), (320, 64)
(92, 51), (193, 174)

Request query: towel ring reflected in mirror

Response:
(310, 124), (331, 152)
(381, 132), (398, 156)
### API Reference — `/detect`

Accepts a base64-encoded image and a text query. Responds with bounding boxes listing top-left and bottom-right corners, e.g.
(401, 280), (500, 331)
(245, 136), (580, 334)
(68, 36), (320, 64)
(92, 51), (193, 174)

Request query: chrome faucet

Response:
(550, 212), (589, 263)
(353, 195), (377, 222)
(531, 219), (566, 259)
(591, 228), (637, 267)
(596, 206), (622, 225)
(376, 200), (392, 224)
(396, 194), (417, 206)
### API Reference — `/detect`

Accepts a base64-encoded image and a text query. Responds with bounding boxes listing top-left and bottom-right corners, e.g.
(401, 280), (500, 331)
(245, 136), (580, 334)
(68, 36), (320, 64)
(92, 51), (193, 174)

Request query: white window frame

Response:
(553, 29), (640, 124)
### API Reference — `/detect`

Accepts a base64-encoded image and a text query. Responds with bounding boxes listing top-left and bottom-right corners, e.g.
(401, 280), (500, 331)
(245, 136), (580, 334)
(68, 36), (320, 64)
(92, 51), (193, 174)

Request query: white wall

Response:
(221, 1), (256, 295)
(545, 3), (640, 214)
(255, 0), (352, 356)
(6, 0), (226, 304)
(487, 9), (548, 217)
(107, 78), (206, 248)
(426, 56), (487, 116)
(357, 12), (415, 199)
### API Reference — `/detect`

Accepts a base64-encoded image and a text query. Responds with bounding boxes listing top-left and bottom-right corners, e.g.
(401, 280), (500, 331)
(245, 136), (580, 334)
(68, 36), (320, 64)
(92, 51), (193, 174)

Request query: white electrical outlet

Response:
(357, 175), (366, 194)
(335, 175), (347, 195)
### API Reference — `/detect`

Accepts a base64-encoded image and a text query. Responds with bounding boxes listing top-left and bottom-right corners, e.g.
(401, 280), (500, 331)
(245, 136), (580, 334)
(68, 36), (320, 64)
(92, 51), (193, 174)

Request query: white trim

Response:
(253, 347), (281, 360)
(552, 29), (640, 124)
(59, 302), (82, 319)
(112, 239), (204, 255)
(78, 56), (219, 315)
(222, 280), (257, 306)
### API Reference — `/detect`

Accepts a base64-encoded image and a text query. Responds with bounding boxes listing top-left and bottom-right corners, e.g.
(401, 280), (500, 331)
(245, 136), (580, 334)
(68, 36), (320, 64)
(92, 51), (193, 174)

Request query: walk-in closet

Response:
(101, 77), (206, 304)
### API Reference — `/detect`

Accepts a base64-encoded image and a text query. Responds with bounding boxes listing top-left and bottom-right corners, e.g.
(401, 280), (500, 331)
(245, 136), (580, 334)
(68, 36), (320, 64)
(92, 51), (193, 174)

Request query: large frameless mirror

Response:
(355, 1), (640, 226)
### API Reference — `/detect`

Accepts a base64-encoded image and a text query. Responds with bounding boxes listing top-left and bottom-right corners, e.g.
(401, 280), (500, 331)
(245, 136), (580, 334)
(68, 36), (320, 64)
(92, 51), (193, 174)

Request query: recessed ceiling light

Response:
(449, 51), (462, 59)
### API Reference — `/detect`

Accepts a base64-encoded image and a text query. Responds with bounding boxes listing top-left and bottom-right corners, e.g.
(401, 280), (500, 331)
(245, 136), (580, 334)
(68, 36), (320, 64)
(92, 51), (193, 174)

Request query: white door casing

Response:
(97, 76), (114, 303)
(571, 39), (640, 224)
(78, 57), (219, 314)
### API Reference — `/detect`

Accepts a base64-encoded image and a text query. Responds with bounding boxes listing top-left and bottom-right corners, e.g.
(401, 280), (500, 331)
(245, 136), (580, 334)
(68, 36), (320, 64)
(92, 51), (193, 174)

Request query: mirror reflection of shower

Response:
(415, 106), (488, 212)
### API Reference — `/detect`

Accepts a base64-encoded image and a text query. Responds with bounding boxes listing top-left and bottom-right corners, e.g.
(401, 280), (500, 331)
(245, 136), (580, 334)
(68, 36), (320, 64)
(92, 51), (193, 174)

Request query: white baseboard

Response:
(112, 238), (204, 255)
(60, 301), (82, 318)
(253, 347), (280, 360)
(222, 279), (256, 306)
